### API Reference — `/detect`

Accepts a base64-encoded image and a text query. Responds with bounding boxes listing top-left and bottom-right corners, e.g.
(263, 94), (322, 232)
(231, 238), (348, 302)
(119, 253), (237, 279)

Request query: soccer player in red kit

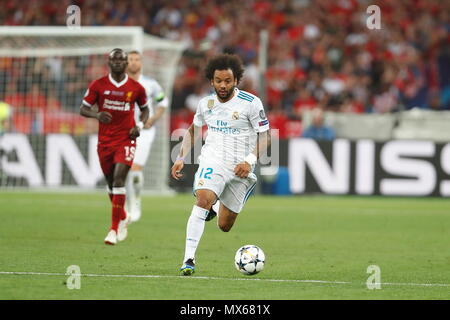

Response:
(80, 48), (149, 245)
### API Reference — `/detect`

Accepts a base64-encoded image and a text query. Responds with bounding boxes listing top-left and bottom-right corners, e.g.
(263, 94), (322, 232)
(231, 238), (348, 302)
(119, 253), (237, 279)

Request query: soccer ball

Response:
(234, 245), (265, 275)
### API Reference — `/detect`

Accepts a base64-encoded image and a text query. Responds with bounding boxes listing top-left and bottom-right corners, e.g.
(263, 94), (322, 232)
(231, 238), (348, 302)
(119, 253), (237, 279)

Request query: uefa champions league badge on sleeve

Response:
(259, 110), (266, 119)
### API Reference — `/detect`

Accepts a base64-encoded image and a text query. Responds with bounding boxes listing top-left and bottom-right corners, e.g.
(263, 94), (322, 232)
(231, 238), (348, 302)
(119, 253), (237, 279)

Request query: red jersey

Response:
(82, 74), (148, 147)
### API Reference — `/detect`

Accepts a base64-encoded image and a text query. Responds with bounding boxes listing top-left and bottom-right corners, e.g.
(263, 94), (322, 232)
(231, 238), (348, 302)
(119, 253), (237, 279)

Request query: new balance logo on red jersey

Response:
(103, 90), (125, 96)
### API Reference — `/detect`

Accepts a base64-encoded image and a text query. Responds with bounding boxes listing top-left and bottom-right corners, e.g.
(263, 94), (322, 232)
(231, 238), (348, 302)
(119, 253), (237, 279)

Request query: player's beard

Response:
(215, 86), (235, 102)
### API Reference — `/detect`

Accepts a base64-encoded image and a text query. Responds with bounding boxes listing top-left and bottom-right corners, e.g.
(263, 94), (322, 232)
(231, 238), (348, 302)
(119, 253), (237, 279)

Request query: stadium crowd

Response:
(0, 0), (449, 137)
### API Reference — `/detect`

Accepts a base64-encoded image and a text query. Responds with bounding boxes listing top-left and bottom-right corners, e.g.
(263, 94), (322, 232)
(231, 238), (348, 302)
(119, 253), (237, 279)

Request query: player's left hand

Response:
(129, 126), (141, 139)
(234, 162), (251, 178)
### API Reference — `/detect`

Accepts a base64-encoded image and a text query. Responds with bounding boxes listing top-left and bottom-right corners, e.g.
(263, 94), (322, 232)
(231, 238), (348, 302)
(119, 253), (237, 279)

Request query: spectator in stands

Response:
(302, 108), (336, 141)
(1, 0), (449, 133)
(428, 90), (446, 111)
(292, 85), (317, 117)
(372, 82), (400, 113)
(185, 82), (210, 113)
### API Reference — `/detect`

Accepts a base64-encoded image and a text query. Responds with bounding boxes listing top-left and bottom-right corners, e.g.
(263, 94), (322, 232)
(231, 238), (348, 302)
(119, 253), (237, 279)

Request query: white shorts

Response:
(193, 161), (257, 214)
(134, 127), (156, 166)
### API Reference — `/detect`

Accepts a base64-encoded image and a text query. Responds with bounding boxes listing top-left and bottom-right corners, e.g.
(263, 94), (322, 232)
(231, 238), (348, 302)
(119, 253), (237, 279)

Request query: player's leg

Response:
(105, 163), (130, 245)
(125, 164), (144, 222)
(217, 203), (238, 232)
(181, 164), (225, 275)
(218, 173), (257, 232)
(98, 146), (115, 202)
(98, 146), (121, 244)
(181, 189), (217, 275)
(105, 174), (114, 202)
(111, 162), (130, 229)
(111, 162), (132, 242)
(105, 141), (135, 245)
(205, 199), (220, 221)
(125, 128), (154, 222)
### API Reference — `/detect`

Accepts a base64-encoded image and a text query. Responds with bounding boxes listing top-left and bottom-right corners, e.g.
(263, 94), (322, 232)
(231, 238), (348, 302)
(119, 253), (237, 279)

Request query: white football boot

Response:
(129, 200), (141, 223)
(117, 213), (130, 242)
(104, 229), (117, 245)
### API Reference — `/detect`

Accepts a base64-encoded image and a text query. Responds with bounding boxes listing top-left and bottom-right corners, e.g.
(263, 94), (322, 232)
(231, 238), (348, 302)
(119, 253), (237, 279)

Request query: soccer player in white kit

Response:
(171, 54), (271, 275)
(126, 51), (168, 222)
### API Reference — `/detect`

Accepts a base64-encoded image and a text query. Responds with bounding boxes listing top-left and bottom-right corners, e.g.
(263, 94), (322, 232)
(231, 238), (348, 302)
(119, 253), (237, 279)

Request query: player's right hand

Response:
(171, 160), (184, 180)
(96, 111), (112, 123)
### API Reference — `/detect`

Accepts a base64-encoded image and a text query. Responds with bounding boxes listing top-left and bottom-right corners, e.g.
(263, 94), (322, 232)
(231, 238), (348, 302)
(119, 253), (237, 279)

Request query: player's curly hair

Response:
(204, 54), (245, 84)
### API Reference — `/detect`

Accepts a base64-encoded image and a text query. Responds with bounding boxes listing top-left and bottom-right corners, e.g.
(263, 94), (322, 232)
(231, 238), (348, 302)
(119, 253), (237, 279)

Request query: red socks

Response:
(110, 188), (126, 232)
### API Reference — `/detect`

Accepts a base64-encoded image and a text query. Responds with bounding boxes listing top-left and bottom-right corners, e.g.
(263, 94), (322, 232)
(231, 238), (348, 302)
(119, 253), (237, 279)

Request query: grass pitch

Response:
(0, 192), (449, 300)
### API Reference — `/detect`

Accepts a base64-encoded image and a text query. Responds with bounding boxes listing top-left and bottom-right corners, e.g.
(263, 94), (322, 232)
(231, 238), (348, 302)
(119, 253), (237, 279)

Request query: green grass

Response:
(0, 192), (449, 300)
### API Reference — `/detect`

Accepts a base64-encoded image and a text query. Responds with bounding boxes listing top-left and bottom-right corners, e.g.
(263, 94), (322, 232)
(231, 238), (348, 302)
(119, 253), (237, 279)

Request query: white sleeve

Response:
(193, 101), (205, 127)
(151, 80), (167, 108)
(249, 97), (270, 133)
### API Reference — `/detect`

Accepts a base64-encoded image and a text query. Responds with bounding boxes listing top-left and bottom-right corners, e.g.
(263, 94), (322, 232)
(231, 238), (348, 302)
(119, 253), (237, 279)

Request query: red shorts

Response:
(97, 140), (136, 176)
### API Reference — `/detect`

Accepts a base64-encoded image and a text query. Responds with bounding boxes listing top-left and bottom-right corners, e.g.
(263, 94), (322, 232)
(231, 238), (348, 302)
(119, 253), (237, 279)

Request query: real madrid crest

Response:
(232, 111), (240, 120)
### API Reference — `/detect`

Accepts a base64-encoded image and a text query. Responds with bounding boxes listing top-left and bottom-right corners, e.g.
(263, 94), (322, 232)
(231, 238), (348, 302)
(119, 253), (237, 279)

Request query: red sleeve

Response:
(82, 80), (98, 107)
(136, 83), (148, 109)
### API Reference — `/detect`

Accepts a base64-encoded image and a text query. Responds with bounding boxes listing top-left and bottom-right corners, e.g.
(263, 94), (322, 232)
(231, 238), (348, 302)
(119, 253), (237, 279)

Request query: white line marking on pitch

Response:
(0, 271), (449, 288)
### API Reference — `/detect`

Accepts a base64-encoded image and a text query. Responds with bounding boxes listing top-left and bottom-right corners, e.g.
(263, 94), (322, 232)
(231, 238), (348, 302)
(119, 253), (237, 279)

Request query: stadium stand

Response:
(0, 0), (449, 139)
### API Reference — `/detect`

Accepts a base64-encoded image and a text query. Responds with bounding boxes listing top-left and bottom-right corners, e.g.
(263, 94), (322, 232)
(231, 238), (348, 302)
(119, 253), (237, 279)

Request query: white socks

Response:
(183, 205), (209, 262)
(125, 170), (144, 222)
(212, 200), (220, 214)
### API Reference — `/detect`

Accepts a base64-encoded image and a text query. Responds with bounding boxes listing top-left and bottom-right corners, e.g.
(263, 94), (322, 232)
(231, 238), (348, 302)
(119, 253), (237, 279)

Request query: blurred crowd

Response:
(0, 54), (107, 134)
(0, 0), (449, 138)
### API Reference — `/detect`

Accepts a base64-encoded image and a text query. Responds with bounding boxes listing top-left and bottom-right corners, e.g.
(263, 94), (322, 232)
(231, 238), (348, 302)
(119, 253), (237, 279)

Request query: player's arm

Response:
(171, 123), (202, 180)
(129, 105), (149, 139)
(234, 130), (271, 178)
(145, 91), (168, 129)
(80, 104), (112, 123)
(79, 84), (112, 123)
(139, 105), (150, 125)
(234, 98), (271, 178)
(145, 105), (165, 129)
(129, 86), (150, 139)
(255, 130), (271, 159)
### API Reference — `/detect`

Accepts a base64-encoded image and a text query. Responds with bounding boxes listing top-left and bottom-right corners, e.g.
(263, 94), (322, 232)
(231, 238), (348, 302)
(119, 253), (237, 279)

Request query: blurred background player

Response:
(80, 48), (149, 245)
(171, 54), (271, 275)
(125, 50), (169, 223)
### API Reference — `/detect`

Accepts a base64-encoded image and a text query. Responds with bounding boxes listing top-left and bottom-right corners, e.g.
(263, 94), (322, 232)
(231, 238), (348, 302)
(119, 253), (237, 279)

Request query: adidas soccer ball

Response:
(234, 245), (265, 275)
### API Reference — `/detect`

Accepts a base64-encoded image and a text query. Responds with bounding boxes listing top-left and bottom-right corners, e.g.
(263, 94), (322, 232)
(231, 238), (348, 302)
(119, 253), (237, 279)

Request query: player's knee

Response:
(195, 197), (212, 210)
(113, 178), (126, 187)
(218, 222), (232, 232)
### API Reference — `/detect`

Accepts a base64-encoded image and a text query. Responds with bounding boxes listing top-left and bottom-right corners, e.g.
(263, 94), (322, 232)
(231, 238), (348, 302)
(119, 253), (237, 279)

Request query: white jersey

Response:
(132, 75), (167, 165)
(134, 74), (168, 124)
(193, 88), (270, 171)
